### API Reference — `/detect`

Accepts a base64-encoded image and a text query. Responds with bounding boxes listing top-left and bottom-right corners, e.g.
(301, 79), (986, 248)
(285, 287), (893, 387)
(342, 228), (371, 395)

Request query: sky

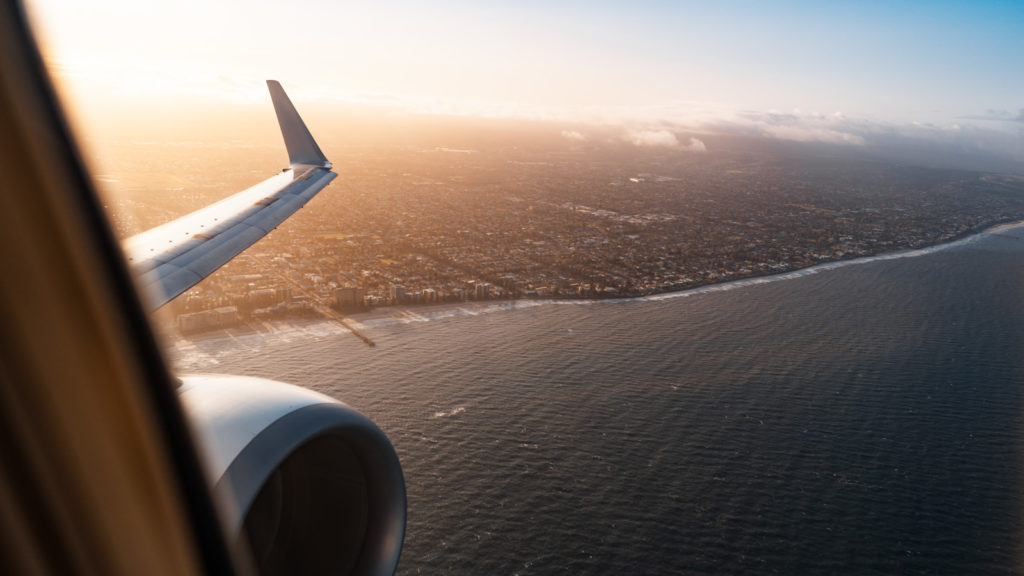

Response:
(26, 0), (1024, 171)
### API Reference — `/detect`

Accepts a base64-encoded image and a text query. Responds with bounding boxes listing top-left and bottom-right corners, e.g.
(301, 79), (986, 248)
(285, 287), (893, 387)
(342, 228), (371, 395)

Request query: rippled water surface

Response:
(174, 226), (1024, 574)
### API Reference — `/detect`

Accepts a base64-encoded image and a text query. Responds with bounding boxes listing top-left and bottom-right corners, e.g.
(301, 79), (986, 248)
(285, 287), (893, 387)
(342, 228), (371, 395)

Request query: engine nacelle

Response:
(178, 375), (405, 576)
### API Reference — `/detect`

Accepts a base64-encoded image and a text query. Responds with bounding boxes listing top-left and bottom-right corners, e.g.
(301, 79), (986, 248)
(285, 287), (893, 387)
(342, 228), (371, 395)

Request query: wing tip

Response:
(266, 80), (330, 168)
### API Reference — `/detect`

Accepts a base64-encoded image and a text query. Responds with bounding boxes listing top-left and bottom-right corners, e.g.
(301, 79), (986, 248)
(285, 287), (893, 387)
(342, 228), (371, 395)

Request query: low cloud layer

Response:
(623, 130), (707, 152)
(627, 129), (679, 148)
(588, 104), (1021, 173)
(561, 130), (586, 141)
(723, 111), (869, 146)
(696, 109), (1024, 173)
(683, 137), (707, 152)
(555, 103), (1024, 173)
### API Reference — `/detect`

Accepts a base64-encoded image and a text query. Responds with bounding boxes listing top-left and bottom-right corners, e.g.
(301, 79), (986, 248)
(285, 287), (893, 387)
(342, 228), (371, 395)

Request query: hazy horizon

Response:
(27, 0), (1024, 176)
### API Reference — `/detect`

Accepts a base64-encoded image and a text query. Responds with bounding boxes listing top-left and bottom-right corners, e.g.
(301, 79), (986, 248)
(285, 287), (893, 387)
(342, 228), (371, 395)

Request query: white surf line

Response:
(643, 220), (1024, 303)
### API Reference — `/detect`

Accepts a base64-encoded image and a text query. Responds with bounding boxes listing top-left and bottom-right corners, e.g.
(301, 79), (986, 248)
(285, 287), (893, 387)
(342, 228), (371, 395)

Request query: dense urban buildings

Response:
(95, 120), (1024, 333)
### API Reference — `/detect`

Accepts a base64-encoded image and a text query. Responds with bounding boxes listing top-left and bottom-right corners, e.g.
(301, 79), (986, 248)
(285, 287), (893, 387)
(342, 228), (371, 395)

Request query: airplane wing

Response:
(118, 80), (406, 574)
(123, 80), (336, 310)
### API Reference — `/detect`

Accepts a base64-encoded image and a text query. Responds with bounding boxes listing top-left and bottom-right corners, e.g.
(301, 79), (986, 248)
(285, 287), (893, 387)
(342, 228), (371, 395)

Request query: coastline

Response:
(167, 217), (1024, 351)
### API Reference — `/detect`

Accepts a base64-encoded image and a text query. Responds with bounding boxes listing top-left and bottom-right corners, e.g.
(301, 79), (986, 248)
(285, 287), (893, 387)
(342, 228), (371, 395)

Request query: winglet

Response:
(267, 80), (331, 168)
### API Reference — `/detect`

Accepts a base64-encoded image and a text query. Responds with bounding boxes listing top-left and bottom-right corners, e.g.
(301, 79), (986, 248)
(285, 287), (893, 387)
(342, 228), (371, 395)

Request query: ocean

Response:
(172, 224), (1024, 574)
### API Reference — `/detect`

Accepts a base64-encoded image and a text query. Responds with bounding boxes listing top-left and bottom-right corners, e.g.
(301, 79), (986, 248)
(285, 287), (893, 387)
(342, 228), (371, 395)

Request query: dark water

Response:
(176, 226), (1024, 574)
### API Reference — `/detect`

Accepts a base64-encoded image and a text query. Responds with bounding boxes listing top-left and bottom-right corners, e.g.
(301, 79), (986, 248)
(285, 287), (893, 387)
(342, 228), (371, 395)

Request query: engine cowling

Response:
(178, 375), (405, 576)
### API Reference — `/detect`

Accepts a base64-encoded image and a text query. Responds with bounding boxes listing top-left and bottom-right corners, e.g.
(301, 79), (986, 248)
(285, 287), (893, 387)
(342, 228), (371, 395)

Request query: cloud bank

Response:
(623, 130), (708, 153)
(569, 104), (1021, 172)
(687, 108), (1024, 173)
(626, 129), (679, 148)
(683, 137), (707, 152)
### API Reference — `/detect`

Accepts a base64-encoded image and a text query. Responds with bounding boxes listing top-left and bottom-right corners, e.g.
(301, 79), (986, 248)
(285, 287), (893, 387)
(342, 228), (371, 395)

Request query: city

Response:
(95, 121), (1024, 334)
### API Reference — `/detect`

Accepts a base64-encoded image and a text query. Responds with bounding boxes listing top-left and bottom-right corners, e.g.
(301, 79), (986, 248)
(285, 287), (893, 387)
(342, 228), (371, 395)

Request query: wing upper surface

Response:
(122, 81), (336, 310)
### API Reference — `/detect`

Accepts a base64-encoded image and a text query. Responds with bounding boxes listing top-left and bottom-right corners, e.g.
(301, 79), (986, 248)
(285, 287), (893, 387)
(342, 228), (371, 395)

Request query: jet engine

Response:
(178, 375), (405, 576)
